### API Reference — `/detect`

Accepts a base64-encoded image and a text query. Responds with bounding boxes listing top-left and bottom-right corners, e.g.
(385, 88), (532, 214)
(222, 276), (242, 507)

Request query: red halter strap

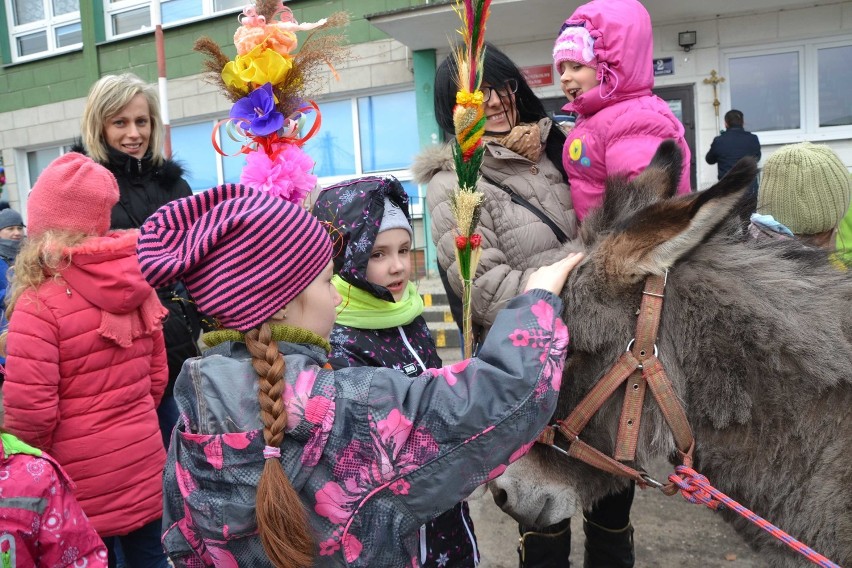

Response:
(538, 273), (694, 493)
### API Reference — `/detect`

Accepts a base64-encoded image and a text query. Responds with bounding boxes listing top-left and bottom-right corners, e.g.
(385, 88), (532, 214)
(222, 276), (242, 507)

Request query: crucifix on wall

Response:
(703, 70), (726, 133)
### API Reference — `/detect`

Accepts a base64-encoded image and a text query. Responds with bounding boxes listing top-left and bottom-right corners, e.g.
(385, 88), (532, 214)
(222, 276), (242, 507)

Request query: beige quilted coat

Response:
(414, 118), (578, 331)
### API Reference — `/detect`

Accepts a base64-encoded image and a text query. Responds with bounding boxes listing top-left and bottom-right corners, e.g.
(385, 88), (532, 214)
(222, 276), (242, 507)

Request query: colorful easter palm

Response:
(194, 0), (348, 205)
(450, 0), (491, 358)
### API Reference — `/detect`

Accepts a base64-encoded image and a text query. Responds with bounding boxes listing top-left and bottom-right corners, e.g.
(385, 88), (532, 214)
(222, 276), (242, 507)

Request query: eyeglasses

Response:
(481, 79), (519, 103)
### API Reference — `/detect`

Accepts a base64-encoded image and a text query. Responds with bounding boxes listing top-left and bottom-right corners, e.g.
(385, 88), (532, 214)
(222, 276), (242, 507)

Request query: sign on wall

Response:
(522, 64), (554, 87)
(653, 58), (674, 76)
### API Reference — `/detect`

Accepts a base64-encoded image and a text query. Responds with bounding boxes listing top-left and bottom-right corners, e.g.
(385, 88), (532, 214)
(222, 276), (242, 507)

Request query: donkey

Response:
(489, 141), (852, 567)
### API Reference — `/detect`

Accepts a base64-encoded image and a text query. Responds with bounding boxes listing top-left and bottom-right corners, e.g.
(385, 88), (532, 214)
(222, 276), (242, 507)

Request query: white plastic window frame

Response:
(5, 0), (82, 63)
(314, 93), (423, 217)
(103, 0), (243, 41)
(721, 35), (852, 146)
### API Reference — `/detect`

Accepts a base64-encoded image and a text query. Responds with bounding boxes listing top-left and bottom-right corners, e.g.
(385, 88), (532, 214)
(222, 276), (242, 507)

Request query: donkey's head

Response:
(490, 141), (852, 528)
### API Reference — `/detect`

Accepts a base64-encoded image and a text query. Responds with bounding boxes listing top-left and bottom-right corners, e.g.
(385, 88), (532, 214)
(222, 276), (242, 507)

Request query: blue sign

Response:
(653, 57), (674, 76)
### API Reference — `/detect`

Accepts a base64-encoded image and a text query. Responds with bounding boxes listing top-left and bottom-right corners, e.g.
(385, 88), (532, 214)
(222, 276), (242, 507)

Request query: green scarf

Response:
(333, 275), (424, 329)
(1, 432), (42, 459)
(203, 324), (331, 353)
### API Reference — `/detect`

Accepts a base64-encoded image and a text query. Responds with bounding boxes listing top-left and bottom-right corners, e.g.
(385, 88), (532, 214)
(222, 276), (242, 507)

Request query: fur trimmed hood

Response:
(70, 140), (187, 189)
(412, 144), (454, 186)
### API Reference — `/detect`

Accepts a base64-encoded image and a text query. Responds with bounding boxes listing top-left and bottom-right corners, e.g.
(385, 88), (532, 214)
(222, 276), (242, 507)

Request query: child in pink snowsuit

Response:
(0, 429), (108, 566)
(554, 0), (692, 222)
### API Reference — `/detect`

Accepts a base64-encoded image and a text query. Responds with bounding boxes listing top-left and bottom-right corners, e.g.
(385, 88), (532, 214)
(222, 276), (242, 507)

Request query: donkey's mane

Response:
(565, 174), (852, 433)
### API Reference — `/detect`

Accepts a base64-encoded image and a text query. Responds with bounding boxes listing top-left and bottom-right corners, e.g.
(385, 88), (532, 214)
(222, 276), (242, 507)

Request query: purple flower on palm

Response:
(229, 83), (283, 136)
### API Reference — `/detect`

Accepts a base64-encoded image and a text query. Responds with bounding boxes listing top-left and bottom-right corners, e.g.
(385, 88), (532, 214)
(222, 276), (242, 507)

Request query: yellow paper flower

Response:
(456, 90), (484, 106)
(222, 44), (293, 92)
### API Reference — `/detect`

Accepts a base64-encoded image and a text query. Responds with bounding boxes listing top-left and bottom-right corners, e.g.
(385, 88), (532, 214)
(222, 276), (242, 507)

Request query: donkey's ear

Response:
(630, 139), (683, 200)
(596, 157), (757, 286)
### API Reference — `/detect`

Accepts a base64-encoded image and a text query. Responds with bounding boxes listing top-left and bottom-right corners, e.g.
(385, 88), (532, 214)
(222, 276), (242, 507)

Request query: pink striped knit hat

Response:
(137, 184), (332, 332)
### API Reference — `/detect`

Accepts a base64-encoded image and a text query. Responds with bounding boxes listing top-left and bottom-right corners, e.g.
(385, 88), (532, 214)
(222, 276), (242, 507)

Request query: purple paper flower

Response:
(229, 82), (284, 136)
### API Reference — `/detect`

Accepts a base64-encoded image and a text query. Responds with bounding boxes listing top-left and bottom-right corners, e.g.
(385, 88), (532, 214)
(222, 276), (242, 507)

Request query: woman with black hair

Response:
(415, 44), (577, 335)
(415, 45), (635, 568)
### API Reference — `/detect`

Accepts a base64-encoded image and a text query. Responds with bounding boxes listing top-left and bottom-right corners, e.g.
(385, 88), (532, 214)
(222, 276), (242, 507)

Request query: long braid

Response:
(245, 322), (315, 568)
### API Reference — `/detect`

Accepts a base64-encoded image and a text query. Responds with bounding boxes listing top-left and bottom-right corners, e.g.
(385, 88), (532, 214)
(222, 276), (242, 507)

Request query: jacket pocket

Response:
(164, 425), (269, 565)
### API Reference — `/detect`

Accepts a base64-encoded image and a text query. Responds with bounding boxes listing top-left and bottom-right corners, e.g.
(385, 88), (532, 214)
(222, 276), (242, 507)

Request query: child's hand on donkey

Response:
(524, 252), (585, 295)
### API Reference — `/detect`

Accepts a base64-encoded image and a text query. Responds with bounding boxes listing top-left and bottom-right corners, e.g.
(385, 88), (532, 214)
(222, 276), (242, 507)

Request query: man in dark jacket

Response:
(706, 109), (762, 192)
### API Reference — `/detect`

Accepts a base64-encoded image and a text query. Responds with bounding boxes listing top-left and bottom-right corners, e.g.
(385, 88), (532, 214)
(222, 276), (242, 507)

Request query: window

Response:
(302, 90), (424, 214)
(6, 0), (81, 61)
(26, 144), (73, 186)
(105, 0), (244, 39)
(170, 90), (422, 211)
(170, 119), (260, 191)
(724, 37), (852, 143)
(171, 122), (219, 190)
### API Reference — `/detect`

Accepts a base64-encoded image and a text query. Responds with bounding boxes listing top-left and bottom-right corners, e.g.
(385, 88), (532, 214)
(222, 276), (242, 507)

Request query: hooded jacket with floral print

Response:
(314, 175), (478, 567)
(0, 433), (108, 567)
(162, 290), (568, 567)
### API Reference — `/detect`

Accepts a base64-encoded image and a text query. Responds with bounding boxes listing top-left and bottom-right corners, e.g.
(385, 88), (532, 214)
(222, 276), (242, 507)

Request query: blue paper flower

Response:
(229, 82), (284, 136)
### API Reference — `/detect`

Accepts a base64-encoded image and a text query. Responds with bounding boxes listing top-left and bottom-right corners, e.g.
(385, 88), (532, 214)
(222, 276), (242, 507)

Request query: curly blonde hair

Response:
(4, 230), (90, 321)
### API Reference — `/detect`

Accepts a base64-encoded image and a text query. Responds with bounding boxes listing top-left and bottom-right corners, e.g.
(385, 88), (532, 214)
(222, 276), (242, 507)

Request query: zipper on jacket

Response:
(420, 524), (427, 564)
(461, 505), (480, 565)
(397, 326), (427, 373)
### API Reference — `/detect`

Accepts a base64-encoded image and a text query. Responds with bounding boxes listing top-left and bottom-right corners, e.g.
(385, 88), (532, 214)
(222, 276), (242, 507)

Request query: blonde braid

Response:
(245, 322), (315, 567)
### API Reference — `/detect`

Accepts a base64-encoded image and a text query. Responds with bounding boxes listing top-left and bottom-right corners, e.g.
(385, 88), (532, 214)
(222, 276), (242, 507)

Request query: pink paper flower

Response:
(240, 142), (317, 205)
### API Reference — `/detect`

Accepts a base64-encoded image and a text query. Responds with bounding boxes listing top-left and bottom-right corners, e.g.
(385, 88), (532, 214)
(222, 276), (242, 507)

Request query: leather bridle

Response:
(537, 272), (694, 494)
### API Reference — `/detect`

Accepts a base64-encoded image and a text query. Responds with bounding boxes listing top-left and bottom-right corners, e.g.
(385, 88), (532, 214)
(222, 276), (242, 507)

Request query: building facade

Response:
(2, 0), (851, 274)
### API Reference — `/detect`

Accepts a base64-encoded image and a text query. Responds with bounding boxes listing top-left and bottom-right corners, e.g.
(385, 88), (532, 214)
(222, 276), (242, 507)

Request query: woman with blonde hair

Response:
(79, 73), (199, 451)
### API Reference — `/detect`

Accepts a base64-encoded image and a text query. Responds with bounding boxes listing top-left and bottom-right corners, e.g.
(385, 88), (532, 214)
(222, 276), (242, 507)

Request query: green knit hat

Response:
(757, 142), (852, 235)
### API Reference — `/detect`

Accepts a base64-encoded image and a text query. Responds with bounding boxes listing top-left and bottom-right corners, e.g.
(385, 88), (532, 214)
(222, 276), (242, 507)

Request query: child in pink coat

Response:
(2, 153), (169, 567)
(0, 429), (108, 566)
(554, 0), (692, 222)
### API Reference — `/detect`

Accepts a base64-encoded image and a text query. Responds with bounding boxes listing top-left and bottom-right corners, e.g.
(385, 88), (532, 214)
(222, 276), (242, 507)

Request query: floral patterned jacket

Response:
(0, 433), (108, 567)
(162, 290), (568, 567)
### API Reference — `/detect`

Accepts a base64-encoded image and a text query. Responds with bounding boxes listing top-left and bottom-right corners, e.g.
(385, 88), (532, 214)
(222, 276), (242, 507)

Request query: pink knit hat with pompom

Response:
(27, 152), (119, 239)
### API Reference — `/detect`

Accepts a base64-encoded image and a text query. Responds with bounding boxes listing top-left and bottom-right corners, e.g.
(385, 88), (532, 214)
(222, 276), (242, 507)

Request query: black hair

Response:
(725, 109), (745, 128)
(433, 43), (567, 181)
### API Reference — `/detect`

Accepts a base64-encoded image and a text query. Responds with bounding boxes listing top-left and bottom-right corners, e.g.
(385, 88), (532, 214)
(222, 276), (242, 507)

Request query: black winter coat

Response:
(103, 146), (193, 229)
(705, 126), (762, 181)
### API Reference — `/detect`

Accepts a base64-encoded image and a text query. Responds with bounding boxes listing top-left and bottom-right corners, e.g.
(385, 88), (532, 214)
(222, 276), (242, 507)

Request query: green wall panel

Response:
(1, 0), (430, 111)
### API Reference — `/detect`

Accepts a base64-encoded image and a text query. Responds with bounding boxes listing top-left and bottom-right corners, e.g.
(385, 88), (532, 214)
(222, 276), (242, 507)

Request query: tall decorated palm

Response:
(450, 0), (491, 358)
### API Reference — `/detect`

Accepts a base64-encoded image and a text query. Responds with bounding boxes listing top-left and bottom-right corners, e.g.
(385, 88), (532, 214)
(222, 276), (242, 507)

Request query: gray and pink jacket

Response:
(161, 290), (568, 567)
(556, 0), (692, 221)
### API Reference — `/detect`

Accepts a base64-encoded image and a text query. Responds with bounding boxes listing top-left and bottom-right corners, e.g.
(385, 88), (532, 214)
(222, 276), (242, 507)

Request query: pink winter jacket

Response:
(0, 432), (108, 566)
(3, 230), (168, 537)
(557, 0), (691, 221)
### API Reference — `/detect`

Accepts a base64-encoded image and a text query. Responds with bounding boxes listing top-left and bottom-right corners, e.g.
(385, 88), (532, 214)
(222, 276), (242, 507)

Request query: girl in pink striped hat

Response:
(137, 182), (585, 568)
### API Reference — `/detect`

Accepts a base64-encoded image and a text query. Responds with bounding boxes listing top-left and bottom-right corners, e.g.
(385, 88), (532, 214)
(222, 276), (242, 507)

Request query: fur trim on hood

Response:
(70, 139), (187, 187)
(412, 144), (454, 185)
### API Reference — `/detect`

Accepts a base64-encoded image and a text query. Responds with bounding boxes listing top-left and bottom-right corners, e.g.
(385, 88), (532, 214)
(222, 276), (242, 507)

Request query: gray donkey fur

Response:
(489, 141), (852, 567)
